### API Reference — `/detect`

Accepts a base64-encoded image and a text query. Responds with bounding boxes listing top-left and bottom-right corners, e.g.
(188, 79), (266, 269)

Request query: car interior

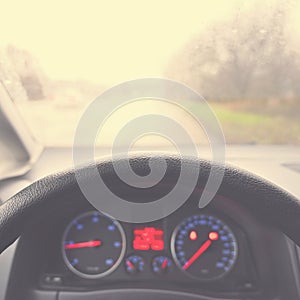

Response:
(1, 1), (300, 300)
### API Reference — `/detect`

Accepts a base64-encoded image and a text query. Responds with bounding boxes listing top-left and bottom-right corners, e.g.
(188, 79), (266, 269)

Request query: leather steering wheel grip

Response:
(0, 155), (300, 254)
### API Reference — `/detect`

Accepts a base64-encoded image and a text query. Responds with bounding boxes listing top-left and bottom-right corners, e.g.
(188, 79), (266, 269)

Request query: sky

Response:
(0, 0), (244, 85)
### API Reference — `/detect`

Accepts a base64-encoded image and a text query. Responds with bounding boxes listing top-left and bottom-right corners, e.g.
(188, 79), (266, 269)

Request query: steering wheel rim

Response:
(0, 154), (300, 254)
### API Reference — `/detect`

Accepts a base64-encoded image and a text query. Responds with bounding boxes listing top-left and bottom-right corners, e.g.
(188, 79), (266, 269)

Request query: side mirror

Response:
(0, 81), (42, 180)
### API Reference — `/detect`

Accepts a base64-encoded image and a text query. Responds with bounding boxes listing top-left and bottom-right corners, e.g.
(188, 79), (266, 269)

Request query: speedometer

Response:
(171, 214), (238, 281)
(62, 211), (126, 279)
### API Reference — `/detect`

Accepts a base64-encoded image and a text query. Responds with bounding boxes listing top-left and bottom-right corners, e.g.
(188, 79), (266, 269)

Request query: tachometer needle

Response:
(183, 232), (219, 270)
(64, 240), (102, 250)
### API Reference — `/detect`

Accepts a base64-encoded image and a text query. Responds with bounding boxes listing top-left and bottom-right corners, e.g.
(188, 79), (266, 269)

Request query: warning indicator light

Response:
(133, 227), (164, 251)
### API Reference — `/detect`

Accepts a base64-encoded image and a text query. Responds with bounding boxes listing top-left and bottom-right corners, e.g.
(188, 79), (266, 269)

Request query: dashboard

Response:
(2, 147), (300, 300)
(7, 187), (292, 300)
(60, 210), (242, 285)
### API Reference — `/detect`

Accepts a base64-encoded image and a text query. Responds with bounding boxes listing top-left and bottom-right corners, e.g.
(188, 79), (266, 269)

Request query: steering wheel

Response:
(1, 155), (300, 300)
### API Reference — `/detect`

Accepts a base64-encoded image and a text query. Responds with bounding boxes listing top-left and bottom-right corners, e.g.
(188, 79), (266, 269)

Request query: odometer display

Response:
(62, 211), (126, 279)
(171, 214), (238, 280)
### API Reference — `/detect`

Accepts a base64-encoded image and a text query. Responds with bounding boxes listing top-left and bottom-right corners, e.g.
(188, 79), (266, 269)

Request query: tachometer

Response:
(171, 214), (238, 280)
(62, 211), (126, 279)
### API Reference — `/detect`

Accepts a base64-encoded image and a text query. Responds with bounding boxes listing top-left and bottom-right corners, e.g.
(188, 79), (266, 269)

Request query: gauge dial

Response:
(152, 256), (172, 274)
(62, 211), (126, 279)
(171, 214), (238, 280)
(125, 255), (145, 274)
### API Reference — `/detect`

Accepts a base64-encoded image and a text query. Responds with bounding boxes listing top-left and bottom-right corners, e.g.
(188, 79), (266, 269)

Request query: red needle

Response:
(64, 240), (101, 250)
(183, 232), (219, 270)
(162, 259), (168, 269)
(126, 260), (134, 269)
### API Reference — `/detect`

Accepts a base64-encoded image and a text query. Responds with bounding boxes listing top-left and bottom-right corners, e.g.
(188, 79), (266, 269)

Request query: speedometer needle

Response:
(183, 232), (219, 270)
(64, 240), (102, 250)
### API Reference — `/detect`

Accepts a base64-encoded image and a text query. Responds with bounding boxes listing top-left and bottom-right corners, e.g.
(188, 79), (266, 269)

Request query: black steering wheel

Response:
(1, 155), (300, 300)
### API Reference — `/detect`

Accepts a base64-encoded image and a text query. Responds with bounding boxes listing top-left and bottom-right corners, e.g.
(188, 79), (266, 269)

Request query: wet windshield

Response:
(0, 0), (299, 146)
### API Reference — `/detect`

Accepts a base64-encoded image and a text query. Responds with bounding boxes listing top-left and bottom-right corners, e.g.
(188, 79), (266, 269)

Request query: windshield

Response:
(1, 0), (299, 146)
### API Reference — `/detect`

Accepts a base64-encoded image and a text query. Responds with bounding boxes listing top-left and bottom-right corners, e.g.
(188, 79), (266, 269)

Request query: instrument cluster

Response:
(61, 210), (240, 282)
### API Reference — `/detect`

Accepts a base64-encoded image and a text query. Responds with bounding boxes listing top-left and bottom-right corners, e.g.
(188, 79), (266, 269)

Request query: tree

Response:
(166, 0), (300, 101)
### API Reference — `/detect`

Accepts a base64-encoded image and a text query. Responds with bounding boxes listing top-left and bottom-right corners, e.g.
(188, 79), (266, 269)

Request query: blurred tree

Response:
(6, 45), (48, 101)
(0, 45), (49, 102)
(0, 47), (28, 102)
(166, 0), (300, 101)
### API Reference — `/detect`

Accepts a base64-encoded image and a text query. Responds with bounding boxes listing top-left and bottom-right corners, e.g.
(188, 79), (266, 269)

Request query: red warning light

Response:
(209, 231), (219, 241)
(189, 230), (198, 241)
(133, 227), (164, 251)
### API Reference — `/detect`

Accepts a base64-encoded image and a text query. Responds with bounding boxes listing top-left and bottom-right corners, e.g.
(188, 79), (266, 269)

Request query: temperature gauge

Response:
(152, 256), (172, 274)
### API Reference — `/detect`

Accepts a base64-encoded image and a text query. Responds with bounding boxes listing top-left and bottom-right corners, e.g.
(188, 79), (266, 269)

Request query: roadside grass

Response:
(16, 98), (300, 145)
(209, 101), (300, 144)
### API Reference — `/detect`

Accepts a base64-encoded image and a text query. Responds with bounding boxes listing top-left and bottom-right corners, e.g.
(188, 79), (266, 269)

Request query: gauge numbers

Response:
(171, 214), (238, 280)
(62, 211), (126, 279)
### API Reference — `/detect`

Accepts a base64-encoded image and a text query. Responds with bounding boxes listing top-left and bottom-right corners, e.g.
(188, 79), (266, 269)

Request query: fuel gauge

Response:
(125, 255), (145, 274)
